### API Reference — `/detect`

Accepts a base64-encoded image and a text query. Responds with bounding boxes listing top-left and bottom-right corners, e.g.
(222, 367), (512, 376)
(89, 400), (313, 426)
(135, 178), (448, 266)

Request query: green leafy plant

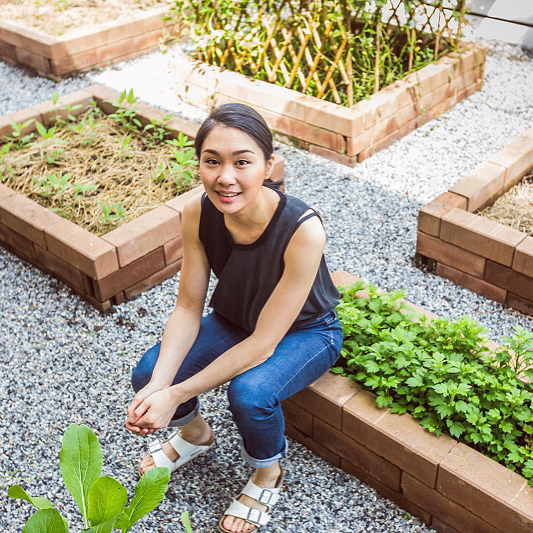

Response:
(35, 172), (73, 205)
(107, 89), (142, 131)
(100, 202), (126, 225)
(5, 119), (35, 148)
(180, 510), (193, 532)
(333, 281), (533, 485)
(9, 424), (170, 532)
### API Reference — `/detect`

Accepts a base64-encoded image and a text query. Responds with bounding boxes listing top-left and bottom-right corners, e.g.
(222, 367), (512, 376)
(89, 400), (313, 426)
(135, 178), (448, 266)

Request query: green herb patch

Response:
(333, 281), (533, 485)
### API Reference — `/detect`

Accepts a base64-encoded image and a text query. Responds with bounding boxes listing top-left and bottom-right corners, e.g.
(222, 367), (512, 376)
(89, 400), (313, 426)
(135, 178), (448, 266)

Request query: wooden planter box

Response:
(282, 269), (532, 533)
(0, 6), (177, 79)
(171, 42), (487, 167)
(0, 85), (285, 311)
(416, 128), (533, 316)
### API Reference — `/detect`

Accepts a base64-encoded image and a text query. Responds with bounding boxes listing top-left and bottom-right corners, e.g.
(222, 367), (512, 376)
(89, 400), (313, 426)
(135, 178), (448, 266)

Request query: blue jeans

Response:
(131, 309), (343, 468)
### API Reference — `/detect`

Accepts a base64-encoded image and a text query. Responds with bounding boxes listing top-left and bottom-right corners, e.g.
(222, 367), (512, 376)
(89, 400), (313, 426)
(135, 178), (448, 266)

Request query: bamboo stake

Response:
(347, 49), (353, 107)
(408, 27), (415, 73)
(374, 16), (381, 94)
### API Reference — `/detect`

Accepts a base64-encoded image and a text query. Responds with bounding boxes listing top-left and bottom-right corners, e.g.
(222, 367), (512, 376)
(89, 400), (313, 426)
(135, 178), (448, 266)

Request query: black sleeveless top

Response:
(199, 187), (339, 332)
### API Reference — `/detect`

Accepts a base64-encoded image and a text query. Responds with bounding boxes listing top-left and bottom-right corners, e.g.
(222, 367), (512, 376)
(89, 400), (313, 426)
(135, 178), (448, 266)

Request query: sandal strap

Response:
(147, 439), (177, 471)
(224, 499), (271, 526)
(240, 478), (281, 506)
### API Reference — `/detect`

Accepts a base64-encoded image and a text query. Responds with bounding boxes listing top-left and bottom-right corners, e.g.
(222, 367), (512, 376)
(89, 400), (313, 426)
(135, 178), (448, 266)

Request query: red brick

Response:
(450, 161), (506, 212)
(402, 473), (502, 533)
(372, 101), (420, 144)
(303, 99), (365, 138)
(416, 232), (486, 277)
(284, 423), (340, 467)
(0, 41), (17, 61)
(124, 258), (181, 299)
(488, 136), (533, 188)
(420, 80), (455, 114)
(0, 114), (14, 138)
(166, 116), (200, 141)
(165, 185), (204, 216)
(102, 205), (180, 267)
(84, 84), (120, 115)
(418, 192), (467, 237)
(84, 293), (112, 313)
(289, 372), (360, 430)
(485, 260), (533, 298)
(0, 224), (36, 262)
(51, 49), (98, 77)
(331, 269), (360, 287)
(357, 85), (405, 128)
(34, 245), (83, 291)
(308, 144), (357, 166)
(81, 272), (95, 297)
(15, 47), (51, 74)
(507, 293), (533, 317)
(436, 263), (507, 303)
(314, 417), (401, 491)
(94, 37), (139, 65)
(346, 130), (371, 157)
(44, 219), (119, 280)
(343, 392), (456, 488)
(414, 62), (452, 96)
(341, 460), (432, 526)
(455, 81), (480, 105)
(132, 27), (165, 52)
(440, 208), (526, 267)
(163, 235), (183, 265)
(9, 105), (47, 135)
(112, 291), (125, 306)
(513, 236), (533, 278)
(105, 7), (168, 42)
(281, 399), (313, 436)
(437, 442), (532, 533)
(56, 26), (108, 57)
(0, 195), (61, 248)
(0, 183), (16, 204)
(448, 44), (487, 75)
(358, 117), (421, 162)
(94, 247), (165, 301)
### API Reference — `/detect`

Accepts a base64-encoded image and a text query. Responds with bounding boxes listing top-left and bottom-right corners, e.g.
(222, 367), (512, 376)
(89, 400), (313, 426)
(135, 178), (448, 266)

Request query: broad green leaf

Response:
(86, 517), (116, 533)
(180, 510), (192, 533)
(121, 467), (170, 528)
(22, 508), (66, 533)
(8, 485), (54, 510)
(88, 476), (127, 526)
(60, 424), (102, 523)
(406, 376), (424, 387)
(35, 121), (47, 137)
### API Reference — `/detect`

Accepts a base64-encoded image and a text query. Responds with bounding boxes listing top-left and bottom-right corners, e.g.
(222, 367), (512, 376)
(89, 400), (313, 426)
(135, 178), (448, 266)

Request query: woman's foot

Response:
(139, 418), (213, 475)
(220, 463), (283, 533)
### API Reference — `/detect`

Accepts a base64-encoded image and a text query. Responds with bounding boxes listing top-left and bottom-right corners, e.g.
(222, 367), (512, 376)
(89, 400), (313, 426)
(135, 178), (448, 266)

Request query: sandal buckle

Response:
(148, 441), (162, 453)
(258, 488), (274, 505)
(246, 508), (263, 526)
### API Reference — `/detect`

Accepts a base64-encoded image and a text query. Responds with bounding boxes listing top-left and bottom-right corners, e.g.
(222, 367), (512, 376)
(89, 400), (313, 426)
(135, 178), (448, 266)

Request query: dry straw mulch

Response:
(0, 103), (199, 236)
(478, 174), (533, 237)
(3, 0), (170, 36)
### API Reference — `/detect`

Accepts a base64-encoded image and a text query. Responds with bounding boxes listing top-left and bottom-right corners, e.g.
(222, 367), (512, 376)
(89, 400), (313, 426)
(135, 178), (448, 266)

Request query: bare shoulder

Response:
(285, 210), (326, 260)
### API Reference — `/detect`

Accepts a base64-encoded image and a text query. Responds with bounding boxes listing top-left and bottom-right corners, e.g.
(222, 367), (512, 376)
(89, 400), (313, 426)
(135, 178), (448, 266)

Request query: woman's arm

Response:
(126, 194), (210, 432)
(130, 214), (326, 429)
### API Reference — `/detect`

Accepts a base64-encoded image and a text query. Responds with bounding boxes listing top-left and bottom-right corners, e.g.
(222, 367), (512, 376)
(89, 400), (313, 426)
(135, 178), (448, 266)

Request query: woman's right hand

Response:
(126, 381), (169, 435)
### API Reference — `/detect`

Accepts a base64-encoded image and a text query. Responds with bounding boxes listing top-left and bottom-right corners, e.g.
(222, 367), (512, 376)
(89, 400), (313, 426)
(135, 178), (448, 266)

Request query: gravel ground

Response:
(1, 39), (533, 533)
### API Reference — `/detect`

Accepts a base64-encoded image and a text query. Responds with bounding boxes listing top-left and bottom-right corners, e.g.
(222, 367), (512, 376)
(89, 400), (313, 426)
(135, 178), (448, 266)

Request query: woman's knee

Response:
(228, 373), (276, 414)
(131, 342), (161, 392)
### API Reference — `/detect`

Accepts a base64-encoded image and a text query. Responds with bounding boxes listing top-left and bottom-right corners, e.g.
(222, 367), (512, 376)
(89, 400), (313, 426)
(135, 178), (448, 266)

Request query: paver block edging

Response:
(417, 126), (533, 316)
(0, 6), (179, 79)
(1, 85), (285, 310)
(282, 269), (532, 532)
(171, 42), (487, 166)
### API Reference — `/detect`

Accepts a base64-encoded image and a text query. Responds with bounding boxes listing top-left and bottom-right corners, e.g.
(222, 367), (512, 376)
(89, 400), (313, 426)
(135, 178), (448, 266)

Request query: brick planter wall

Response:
(416, 127), (533, 316)
(0, 7), (178, 79)
(282, 269), (532, 533)
(0, 85), (285, 311)
(171, 42), (487, 167)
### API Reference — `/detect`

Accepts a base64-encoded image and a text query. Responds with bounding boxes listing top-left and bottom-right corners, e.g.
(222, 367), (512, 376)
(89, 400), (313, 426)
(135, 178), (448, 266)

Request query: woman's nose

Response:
(217, 164), (236, 185)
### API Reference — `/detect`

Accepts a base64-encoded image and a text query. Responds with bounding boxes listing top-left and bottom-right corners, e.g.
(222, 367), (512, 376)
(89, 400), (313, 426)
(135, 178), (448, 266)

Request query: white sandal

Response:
(218, 467), (284, 532)
(140, 430), (215, 475)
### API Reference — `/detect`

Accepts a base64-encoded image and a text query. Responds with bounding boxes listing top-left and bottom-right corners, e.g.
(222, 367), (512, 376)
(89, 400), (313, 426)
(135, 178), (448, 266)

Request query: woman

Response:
(126, 103), (343, 533)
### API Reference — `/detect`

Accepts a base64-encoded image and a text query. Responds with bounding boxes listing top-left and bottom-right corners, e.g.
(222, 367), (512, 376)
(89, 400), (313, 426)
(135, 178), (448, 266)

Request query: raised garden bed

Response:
(0, 85), (285, 311)
(282, 269), (533, 533)
(416, 127), (533, 317)
(172, 42), (486, 167)
(0, 3), (177, 79)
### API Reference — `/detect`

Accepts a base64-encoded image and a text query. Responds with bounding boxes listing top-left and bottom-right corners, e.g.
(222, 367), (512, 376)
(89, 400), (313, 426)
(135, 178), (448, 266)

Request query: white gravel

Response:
(1, 39), (533, 533)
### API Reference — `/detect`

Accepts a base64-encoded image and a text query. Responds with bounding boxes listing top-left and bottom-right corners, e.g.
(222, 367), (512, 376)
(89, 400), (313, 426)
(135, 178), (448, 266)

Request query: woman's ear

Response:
(265, 155), (275, 179)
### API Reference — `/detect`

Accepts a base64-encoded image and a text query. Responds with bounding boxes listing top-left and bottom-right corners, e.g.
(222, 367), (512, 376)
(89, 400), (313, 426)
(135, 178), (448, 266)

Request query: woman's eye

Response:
(205, 158), (219, 165)
(235, 159), (249, 166)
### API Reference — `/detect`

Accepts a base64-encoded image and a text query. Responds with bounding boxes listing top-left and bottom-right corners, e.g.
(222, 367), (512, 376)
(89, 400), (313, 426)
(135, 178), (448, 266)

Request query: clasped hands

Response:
(126, 381), (186, 436)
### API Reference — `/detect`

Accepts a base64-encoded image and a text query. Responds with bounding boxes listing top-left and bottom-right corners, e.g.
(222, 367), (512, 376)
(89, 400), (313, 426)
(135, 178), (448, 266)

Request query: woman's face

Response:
(198, 125), (273, 214)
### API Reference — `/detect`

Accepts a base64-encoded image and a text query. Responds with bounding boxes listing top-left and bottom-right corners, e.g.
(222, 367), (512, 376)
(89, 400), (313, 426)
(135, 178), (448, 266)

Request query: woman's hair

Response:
(194, 103), (273, 162)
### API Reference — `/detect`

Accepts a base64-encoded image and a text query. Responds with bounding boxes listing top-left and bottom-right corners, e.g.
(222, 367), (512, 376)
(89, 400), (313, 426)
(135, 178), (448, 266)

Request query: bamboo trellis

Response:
(175, 0), (467, 107)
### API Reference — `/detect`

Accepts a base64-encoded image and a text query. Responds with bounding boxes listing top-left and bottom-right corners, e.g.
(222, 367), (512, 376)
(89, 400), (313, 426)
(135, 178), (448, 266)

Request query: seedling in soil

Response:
(100, 201), (126, 225)
(35, 172), (73, 206)
(9, 424), (170, 532)
(6, 119), (35, 148)
(166, 131), (194, 149)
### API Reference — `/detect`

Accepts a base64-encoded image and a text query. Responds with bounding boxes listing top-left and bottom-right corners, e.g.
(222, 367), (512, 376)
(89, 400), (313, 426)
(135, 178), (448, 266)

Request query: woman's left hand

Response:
(128, 387), (185, 430)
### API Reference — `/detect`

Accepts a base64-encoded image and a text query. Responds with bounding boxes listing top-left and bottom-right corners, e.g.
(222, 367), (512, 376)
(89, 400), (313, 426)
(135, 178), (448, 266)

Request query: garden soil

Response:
(3, 0), (170, 36)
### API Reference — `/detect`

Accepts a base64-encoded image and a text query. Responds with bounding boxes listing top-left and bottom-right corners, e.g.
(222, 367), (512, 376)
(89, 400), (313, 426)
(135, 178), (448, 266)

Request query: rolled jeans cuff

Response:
(168, 400), (200, 427)
(239, 436), (288, 468)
